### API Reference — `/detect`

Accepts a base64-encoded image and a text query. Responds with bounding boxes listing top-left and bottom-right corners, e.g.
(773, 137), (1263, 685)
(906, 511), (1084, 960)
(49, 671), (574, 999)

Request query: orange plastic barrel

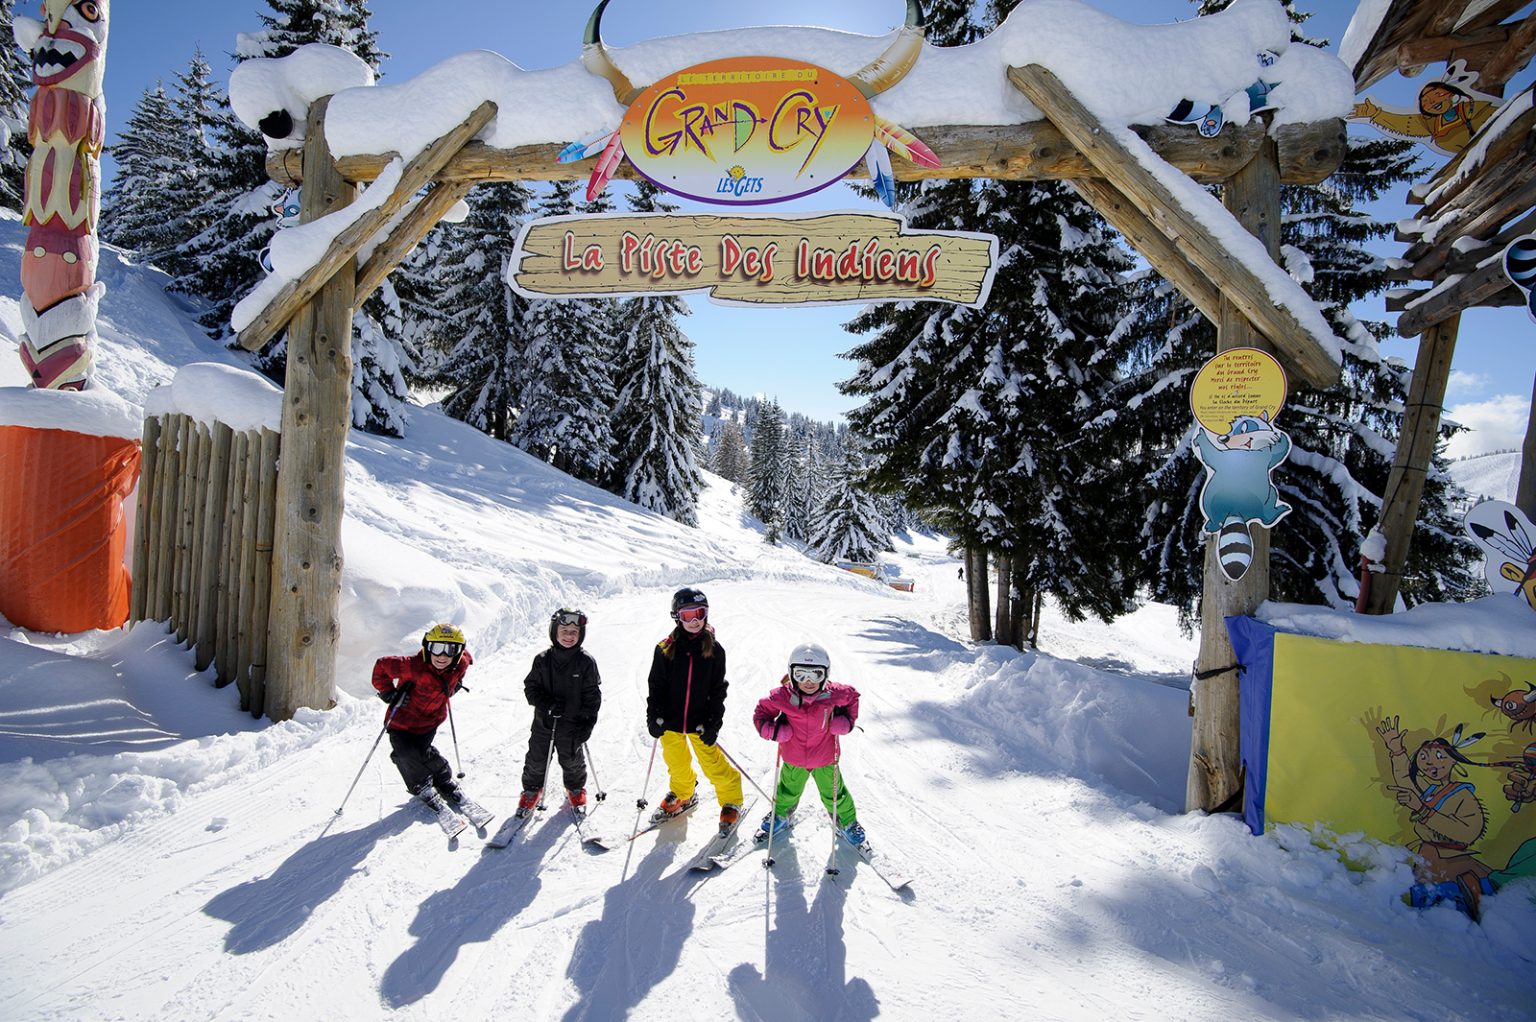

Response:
(0, 424), (140, 632)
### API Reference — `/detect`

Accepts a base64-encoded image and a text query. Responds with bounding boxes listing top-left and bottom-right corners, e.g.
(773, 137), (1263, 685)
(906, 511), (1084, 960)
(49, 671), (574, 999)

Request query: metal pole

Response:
(447, 700), (464, 778)
(335, 694), (405, 816)
(715, 741), (775, 804)
(583, 742), (607, 802)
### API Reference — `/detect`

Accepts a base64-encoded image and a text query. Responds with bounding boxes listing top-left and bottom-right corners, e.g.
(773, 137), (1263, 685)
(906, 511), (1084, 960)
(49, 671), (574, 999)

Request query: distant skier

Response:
(517, 608), (602, 817)
(372, 623), (486, 826)
(645, 587), (744, 829)
(957, 566), (964, 581)
(751, 642), (865, 846)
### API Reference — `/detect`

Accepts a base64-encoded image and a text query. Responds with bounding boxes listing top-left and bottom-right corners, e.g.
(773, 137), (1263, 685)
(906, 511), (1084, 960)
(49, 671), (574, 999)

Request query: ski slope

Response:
(1, 219), (1532, 1021)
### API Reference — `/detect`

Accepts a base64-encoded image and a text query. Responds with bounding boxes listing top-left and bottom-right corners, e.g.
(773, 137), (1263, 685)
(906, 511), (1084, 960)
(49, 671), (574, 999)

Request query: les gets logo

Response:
(619, 56), (874, 205)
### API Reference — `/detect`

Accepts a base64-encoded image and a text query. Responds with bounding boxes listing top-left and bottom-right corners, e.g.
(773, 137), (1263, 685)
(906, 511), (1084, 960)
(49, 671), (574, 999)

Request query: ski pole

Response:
(826, 742), (843, 876)
(764, 747), (784, 869)
(623, 736), (660, 882)
(715, 741), (775, 804)
(583, 742), (607, 802)
(335, 690), (407, 816)
(447, 701), (465, 779)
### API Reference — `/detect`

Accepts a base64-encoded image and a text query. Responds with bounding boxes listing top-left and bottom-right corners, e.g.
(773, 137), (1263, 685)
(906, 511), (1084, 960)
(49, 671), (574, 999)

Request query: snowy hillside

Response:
(1450, 450), (1521, 504)
(0, 228), (1532, 1020)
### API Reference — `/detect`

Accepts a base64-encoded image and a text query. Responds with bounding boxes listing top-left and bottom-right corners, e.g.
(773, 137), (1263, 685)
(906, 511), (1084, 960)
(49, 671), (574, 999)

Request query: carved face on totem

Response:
(32, 0), (109, 94)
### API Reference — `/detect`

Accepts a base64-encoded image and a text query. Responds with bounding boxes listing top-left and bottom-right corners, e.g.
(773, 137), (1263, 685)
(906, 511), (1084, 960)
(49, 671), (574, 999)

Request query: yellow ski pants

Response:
(660, 731), (743, 806)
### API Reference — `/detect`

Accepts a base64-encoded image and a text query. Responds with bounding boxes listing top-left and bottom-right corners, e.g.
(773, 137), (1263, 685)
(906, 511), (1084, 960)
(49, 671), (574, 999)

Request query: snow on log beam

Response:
(1008, 64), (1341, 390)
(264, 119), (1345, 191)
(354, 180), (473, 309)
(235, 100), (497, 354)
(1395, 251), (1524, 336)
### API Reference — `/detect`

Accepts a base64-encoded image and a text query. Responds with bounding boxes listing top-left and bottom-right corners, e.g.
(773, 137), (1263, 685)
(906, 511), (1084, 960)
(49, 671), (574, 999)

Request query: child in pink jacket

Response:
(751, 641), (865, 846)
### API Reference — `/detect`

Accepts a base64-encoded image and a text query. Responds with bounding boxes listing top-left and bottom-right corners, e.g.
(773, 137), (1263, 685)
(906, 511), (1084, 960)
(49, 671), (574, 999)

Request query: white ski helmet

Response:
(787, 642), (831, 688)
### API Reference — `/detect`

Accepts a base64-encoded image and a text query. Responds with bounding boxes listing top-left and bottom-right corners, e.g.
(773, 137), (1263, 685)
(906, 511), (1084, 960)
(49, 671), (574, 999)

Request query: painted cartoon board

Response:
(1464, 499), (1536, 611)
(1190, 347), (1292, 581)
(1230, 617), (1536, 921)
(1349, 60), (1498, 158)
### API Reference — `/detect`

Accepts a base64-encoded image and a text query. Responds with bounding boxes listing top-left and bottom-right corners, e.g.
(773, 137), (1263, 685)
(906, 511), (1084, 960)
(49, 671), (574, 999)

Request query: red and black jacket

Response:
(371, 650), (473, 734)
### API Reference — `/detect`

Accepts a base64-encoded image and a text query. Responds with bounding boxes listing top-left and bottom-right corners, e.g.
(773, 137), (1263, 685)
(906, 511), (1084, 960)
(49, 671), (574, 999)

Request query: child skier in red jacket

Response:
(372, 623), (486, 827)
(751, 641), (865, 846)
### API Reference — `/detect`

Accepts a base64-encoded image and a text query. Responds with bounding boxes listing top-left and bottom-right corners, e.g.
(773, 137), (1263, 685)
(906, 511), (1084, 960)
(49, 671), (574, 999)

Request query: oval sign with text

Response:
(619, 56), (874, 206)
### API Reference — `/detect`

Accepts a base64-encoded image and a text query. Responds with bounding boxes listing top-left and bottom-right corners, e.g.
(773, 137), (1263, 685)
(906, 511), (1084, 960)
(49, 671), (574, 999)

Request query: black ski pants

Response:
(521, 714), (588, 793)
(388, 727), (452, 795)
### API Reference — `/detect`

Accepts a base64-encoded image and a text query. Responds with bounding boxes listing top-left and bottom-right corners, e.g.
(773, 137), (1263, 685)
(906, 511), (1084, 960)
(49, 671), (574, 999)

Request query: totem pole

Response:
(13, 0), (109, 391)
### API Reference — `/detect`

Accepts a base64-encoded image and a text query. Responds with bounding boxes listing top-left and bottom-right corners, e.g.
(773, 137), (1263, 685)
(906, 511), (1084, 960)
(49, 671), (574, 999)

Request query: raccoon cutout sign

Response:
(1189, 348), (1293, 582)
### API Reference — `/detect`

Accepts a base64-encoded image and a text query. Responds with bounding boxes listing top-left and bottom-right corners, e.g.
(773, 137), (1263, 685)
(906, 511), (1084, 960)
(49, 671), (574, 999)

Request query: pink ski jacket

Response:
(752, 679), (859, 769)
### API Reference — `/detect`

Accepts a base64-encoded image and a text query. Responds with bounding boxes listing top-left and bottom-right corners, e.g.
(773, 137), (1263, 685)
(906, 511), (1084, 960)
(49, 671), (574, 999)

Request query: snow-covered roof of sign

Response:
(229, 0), (1354, 164)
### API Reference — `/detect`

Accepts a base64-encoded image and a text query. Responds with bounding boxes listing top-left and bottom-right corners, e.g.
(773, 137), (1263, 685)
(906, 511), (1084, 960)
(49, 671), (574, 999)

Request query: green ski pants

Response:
(774, 762), (856, 827)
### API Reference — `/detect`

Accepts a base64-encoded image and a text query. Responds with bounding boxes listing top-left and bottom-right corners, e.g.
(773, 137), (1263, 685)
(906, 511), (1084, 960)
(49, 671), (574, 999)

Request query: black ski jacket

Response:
(523, 645), (601, 726)
(645, 628), (728, 741)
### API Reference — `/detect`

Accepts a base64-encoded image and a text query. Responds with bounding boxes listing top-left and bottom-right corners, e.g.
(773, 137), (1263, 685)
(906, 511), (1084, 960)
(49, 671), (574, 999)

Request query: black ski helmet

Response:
(671, 587), (709, 621)
(550, 607), (588, 645)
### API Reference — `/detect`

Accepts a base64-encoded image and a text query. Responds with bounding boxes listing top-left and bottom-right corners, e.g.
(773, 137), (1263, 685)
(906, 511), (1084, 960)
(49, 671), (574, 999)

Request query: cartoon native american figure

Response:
(12, 0), (109, 391)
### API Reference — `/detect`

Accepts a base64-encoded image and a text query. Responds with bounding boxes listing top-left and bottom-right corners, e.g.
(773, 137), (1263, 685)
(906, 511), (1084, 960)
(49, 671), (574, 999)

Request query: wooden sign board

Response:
(508, 211), (997, 307)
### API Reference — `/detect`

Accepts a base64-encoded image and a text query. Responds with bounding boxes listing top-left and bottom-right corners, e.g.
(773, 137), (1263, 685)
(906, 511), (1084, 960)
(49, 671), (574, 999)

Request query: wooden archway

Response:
(240, 66), (1346, 814)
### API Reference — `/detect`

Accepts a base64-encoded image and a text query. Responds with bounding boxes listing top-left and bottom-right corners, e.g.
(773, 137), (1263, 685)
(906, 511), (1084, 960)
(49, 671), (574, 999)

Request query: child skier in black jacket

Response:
(517, 608), (602, 817)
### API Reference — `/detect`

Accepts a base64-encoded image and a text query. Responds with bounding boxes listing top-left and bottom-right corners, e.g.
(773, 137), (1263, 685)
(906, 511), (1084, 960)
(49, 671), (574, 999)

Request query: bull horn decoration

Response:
(581, 0), (927, 105)
(848, 0), (927, 99)
(582, 0), (641, 106)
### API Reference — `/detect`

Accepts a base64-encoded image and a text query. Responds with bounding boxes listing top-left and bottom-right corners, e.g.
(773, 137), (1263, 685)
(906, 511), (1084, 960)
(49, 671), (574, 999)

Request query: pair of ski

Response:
(622, 797), (755, 873)
(484, 796), (618, 850)
(423, 792), (495, 840)
(707, 813), (913, 891)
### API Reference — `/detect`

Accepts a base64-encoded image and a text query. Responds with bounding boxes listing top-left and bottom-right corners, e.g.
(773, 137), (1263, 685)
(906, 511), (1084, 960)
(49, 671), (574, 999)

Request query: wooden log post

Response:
(130, 415), (161, 623)
(186, 424), (211, 653)
(1187, 137), (1283, 814)
(194, 423), (232, 671)
(1363, 315), (1460, 613)
(263, 99), (357, 720)
(248, 428), (280, 717)
(218, 430), (249, 687)
(235, 430), (262, 702)
(150, 415), (180, 624)
(173, 417), (199, 644)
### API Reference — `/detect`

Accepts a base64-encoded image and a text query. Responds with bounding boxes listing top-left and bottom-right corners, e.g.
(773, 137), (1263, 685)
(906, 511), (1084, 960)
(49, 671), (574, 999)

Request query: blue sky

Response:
(99, 1), (1533, 450)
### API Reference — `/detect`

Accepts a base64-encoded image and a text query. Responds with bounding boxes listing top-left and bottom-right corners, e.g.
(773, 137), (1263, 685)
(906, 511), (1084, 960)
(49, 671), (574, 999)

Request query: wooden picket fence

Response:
(129, 413), (281, 717)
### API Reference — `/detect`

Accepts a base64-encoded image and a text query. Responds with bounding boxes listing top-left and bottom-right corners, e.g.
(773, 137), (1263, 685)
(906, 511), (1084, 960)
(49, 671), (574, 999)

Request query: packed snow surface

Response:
(0, 220), (1532, 1021)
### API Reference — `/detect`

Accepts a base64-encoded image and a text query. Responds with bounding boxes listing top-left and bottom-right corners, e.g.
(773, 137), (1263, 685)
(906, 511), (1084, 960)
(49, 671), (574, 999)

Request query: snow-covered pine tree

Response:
(607, 181), (706, 524)
(512, 181), (617, 483)
(712, 418), (748, 484)
(0, 0), (30, 213)
(782, 425), (823, 544)
(1118, 1), (1481, 622)
(101, 85), (193, 264)
(810, 456), (886, 563)
(248, 0), (386, 72)
(747, 399), (791, 542)
(168, 79), (279, 347)
(156, 51), (223, 280)
(430, 181), (533, 441)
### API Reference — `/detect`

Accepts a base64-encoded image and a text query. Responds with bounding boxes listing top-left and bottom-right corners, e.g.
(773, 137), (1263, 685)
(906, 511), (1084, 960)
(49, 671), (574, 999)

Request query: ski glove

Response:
(759, 712), (792, 742)
(377, 688), (399, 704)
(648, 717), (665, 739)
(573, 720), (595, 745)
(699, 725), (719, 747)
(830, 705), (853, 736)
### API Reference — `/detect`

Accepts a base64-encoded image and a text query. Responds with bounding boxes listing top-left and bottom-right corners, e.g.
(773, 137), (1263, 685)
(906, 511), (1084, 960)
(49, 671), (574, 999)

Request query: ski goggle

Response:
(426, 641), (463, 657)
(553, 610), (587, 627)
(676, 606), (708, 623)
(790, 666), (827, 684)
